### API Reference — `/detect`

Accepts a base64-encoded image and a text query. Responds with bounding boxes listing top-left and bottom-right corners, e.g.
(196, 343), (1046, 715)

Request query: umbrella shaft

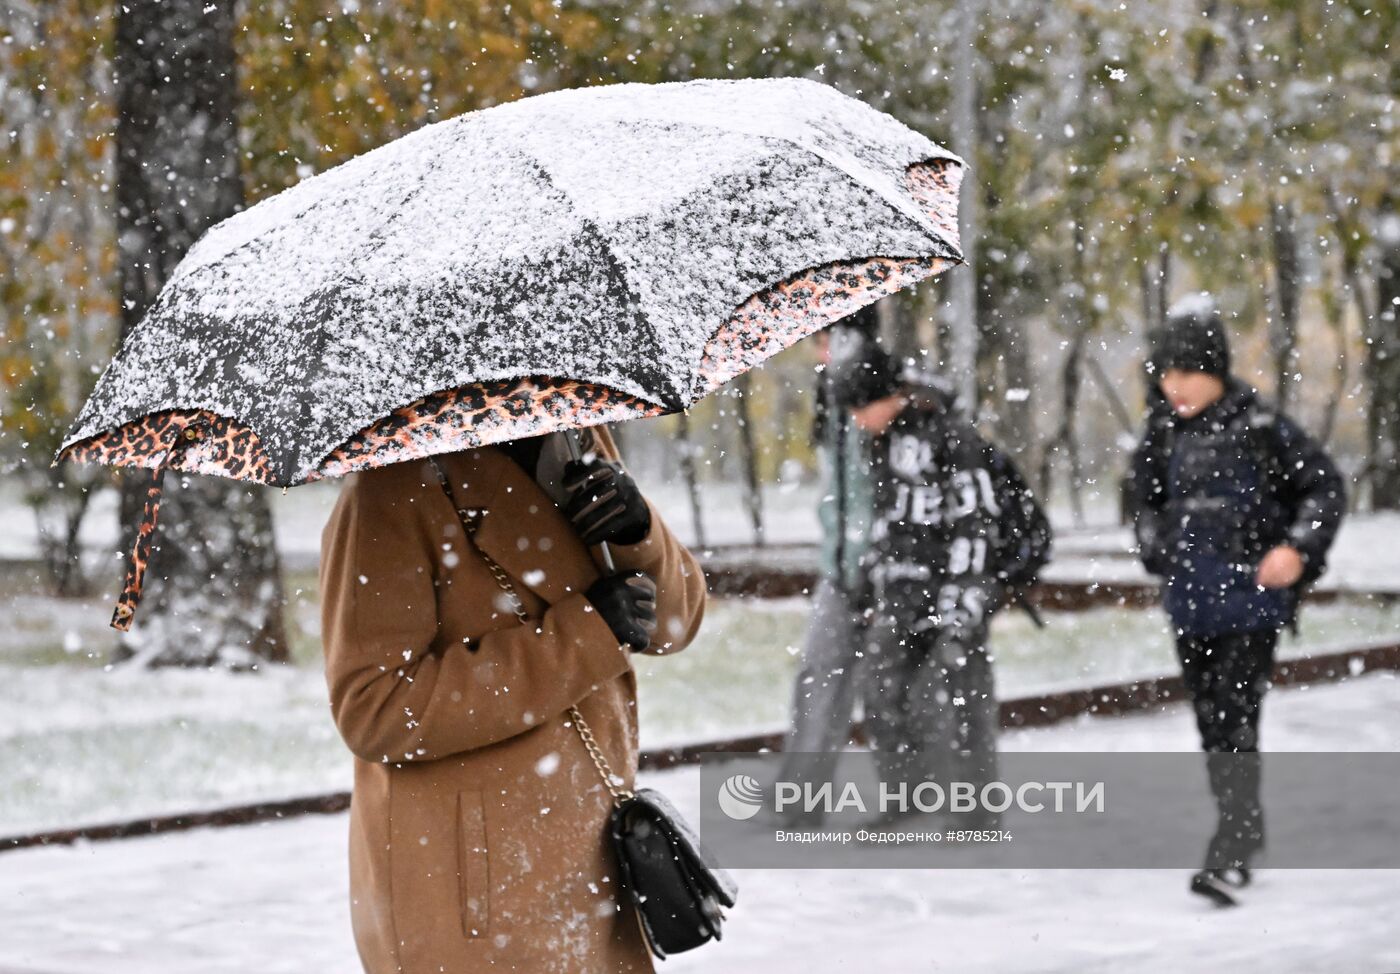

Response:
(563, 429), (616, 574)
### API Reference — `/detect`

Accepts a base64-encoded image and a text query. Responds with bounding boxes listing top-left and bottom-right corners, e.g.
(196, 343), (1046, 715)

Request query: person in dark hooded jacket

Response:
(856, 357), (1051, 826)
(1128, 293), (1345, 905)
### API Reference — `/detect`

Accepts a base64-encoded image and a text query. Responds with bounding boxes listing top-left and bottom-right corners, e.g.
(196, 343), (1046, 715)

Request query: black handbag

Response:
(609, 788), (737, 958)
(429, 456), (737, 958)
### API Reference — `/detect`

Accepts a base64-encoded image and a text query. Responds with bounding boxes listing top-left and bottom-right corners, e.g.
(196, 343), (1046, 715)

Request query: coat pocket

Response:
(457, 789), (490, 938)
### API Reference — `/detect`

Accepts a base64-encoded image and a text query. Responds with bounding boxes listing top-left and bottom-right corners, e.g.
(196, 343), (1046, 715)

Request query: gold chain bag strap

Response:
(426, 454), (736, 959)
(426, 456), (630, 803)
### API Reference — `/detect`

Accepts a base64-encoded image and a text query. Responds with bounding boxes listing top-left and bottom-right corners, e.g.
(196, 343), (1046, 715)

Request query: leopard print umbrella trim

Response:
(58, 157), (961, 628)
(59, 243), (951, 492)
(60, 408), (279, 485)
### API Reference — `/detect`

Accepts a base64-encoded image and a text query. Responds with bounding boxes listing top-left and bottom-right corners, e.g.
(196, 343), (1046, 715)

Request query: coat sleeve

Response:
(319, 471), (632, 764)
(588, 426), (708, 656)
(1269, 414), (1346, 583)
(598, 495), (708, 655)
(1128, 418), (1174, 577)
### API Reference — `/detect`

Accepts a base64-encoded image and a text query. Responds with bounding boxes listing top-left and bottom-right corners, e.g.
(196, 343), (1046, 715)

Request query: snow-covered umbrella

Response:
(55, 77), (964, 629)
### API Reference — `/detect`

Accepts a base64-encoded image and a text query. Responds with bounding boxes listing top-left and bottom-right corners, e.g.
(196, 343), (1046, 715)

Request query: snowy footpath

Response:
(3, 674), (1398, 974)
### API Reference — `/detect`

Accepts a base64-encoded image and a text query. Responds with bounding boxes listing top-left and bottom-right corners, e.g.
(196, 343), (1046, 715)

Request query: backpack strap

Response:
(1240, 404), (1288, 503)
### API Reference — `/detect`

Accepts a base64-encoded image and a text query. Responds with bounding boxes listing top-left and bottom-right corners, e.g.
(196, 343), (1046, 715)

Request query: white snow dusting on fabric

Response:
(1166, 290), (1219, 321)
(62, 77), (961, 485)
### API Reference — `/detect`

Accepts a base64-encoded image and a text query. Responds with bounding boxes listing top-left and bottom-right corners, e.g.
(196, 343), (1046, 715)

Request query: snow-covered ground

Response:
(5, 596), (1397, 836)
(2, 673), (1397, 974)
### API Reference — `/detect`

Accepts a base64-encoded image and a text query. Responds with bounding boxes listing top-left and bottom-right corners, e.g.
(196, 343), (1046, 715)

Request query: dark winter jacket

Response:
(1129, 379), (1345, 636)
(862, 395), (1051, 622)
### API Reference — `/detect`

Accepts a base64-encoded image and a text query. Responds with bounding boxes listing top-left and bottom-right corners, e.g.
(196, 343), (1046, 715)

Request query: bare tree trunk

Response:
(1041, 224), (1093, 526)
(1269, 197), (1301, 411)
(1084, 348), (1139, 527)
(1138, 247), (1171, 336)
(1370, 213), (1400, 509)
(1138, 261), (1154, 330)
(1324, 184), (1376, 504)
(113, 0), (288, 667)
(1317, 257), (1350, 446)
(1130, 238), (1173, 526)
(607, 416), (632, 457)
(1084, 352), (1136, 437)
(946, 0), (980, 410)
(996, 312), (1034, 463)
(676, 411), (707, 549)
(1039, 326), (1088, 528)
(733, 374), (765, 546)
(1192, 0), (1222, 84)
(34, 462), (100, 597)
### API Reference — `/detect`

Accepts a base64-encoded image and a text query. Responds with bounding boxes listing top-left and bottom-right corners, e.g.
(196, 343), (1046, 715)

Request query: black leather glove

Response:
(585, 571), (657, 652)
(562, 458), (652, 546)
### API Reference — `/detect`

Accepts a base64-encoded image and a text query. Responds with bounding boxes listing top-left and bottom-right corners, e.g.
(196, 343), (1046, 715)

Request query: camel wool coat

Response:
(318, 426), (707, 973)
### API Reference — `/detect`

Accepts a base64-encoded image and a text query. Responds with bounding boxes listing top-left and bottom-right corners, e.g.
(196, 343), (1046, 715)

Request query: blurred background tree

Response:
(0, 0), (115, 595)
(1, 0), (1395, 637)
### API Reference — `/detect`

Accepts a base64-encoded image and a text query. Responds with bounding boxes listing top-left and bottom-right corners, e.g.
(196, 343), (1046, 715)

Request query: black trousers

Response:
(1176, 628), (1280, 868)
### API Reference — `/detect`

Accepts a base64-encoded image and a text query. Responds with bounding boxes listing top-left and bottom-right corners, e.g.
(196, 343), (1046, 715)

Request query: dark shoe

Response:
(1190, 869), (1240, 907)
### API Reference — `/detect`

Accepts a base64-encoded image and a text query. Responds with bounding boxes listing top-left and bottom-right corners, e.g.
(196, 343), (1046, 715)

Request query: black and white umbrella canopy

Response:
(59, 77), (963, 488)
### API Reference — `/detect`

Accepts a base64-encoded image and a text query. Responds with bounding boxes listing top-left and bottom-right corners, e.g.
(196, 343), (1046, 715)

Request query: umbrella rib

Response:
(502, 148), (684, 409)
(281, 143), (460, 482)
(617, 115), (961, 256)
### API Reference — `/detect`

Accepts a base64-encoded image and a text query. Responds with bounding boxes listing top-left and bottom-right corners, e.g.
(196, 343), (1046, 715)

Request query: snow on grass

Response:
(4, 593), (1397, 835)
(634, 594), (1400, 745)
(0, 660), (347, 835)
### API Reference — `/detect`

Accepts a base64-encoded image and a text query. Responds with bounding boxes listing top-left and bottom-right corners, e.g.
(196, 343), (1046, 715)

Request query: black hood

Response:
(1146, 296), (1232, 381)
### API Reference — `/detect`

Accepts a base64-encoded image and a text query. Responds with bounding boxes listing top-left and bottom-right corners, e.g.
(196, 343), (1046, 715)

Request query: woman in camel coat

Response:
(319, 424), (706, 973)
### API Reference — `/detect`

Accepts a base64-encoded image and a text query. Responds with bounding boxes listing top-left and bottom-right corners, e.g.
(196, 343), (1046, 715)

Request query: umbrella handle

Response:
(111, 417), (211, 632)
(562, 428), (616, 574)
